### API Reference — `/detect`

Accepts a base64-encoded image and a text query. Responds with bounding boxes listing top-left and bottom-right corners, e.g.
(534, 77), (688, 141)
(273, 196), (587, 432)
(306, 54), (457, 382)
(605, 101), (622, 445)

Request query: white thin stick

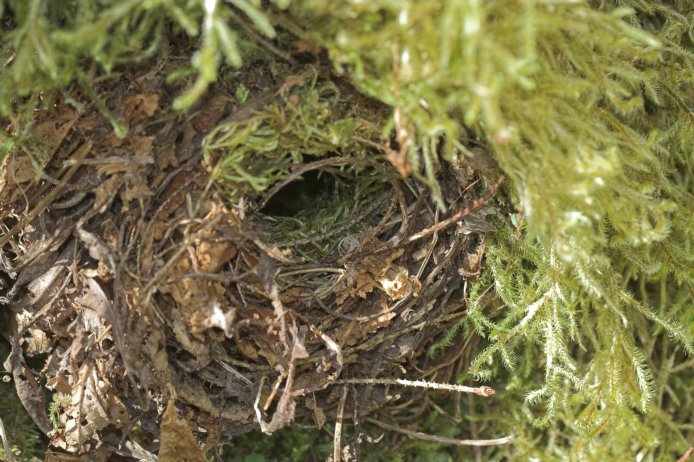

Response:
(0, 415), (15, 462)
(365, 417), (513, 447)
(335, 378), (495, 397)
(333, 386), (348, 462)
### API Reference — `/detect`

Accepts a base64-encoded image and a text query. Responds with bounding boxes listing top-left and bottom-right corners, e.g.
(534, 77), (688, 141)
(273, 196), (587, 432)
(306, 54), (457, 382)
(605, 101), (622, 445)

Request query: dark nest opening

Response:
(0, 53), (502, 459)
(259, 169), (337, 217)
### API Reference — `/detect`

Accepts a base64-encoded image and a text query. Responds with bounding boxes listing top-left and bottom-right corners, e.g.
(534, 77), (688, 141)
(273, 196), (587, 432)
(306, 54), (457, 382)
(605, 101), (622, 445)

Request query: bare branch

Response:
(365, 417), (513, 447)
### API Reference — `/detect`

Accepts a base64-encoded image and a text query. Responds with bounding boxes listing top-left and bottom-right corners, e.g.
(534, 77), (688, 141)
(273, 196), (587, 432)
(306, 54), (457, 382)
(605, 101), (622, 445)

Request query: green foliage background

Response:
(0, 0), (692, 460)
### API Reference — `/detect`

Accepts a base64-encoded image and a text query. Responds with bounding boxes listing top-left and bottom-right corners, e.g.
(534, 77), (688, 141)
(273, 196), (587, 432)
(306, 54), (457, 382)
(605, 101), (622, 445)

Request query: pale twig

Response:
(333, 386), (348, 462)
(279, 267), (344, 278)
(0, 415), (15, 462)
(216, 360), (253, 386)
(677, 447), (694, 462)
(290, 314), (344, 395)
(335, 378), (495, 397)
(264, 374), (285, 412)
(254, 376), (268, 428)
(403, 176), (504, 245)
(365, 417), (513, 447)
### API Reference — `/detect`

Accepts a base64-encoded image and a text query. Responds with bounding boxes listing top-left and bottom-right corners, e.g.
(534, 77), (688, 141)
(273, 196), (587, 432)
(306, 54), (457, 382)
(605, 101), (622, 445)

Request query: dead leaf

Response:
(141, 330), (170, 383)
(130, 135), (155, 158)
(154, 124), (180, 170)
(120, 173), (154, 207)
(123, 94), (159, 125)
(350, 271), (378, 299)
(190, 96), (228, 133)
(195, 236), (237, 273)
(305, 396), (326, 429)
(293, 39), (322, 56)
(459, 238), (487, 277)
(24, 328), (51, 355)
(76, 228), (115, 272)
(7, 344), (52, 434)
(57, 365), (129, 451)
(158, 399), (207, 462)
(378, 265), (420, 300)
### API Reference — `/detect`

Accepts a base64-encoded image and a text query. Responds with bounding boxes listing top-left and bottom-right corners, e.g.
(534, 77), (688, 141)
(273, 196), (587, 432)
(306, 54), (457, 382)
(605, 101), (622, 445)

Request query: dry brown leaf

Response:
(158, 399), (206, 462)
(279, 287), (305, 304)
(238, 307), (282, 365)
(236, 337), (260, 361)
(172, 371), (252, 423)
(44, 449), (91, 461)
(174, 121), (199, 164)
(130, 135), (155, 158)
(123, 93), (159, 125)
(254, 240), (300, 264)
(293, 39), (322, 56)
(120, 173), (154, 206)
(164, 252), (228, 336)
(24, 328), (51, 355)
(305, 396), (326, 429)
(92, 176), (124, 213)
(154, 124), (180, 170)
(190, 96), (228, 133)
(9, 351), (52, 434)
(33, 103), (79, 159)
(460, 238), (487, 277)
(355, 310), (395, 339)
(58, 365), (129, 451)
(378, 265), (421, 300)
(141, 330), (170, 383)
(195, 238), (237, 273)
(350, 272), (378, 299)
(4, 153), (35, 184)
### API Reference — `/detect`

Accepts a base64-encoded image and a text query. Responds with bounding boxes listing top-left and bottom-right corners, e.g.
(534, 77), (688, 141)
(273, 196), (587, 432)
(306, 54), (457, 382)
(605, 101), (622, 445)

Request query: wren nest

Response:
(0, 55), (500, 458)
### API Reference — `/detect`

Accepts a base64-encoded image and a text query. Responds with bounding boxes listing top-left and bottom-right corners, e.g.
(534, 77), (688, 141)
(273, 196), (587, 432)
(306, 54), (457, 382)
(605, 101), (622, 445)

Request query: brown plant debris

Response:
(0, 53), (503, 458)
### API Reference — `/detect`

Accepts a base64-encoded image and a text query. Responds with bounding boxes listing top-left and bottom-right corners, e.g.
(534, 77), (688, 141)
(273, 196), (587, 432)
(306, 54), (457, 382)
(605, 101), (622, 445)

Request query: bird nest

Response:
(0, 56), (501, 458)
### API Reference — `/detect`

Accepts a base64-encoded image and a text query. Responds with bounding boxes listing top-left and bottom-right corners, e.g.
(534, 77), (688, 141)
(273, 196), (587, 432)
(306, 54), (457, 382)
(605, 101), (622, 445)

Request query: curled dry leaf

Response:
(123, 94), (159, 126)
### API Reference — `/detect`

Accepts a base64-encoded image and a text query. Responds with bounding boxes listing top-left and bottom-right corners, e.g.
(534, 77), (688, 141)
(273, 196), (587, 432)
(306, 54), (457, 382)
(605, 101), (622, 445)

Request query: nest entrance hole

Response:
(260, 169), (338, 217)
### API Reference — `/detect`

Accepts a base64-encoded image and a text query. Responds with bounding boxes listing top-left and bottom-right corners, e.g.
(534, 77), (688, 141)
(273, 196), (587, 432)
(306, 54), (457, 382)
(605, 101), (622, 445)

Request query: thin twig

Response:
(0, 141), (92, 247)
(351, 386), (363, 461)
(403, 176), (504, 245)
(334, 386), (349, 462)
(365, 417), (513, 447)
(335, 378), (495, 397)
(0, 415), (15, 462)
(228, 11), (297, 65)
(310, 289), (408, 323)
(279, 267), (344, 278)
(678, 447), (694, 462)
